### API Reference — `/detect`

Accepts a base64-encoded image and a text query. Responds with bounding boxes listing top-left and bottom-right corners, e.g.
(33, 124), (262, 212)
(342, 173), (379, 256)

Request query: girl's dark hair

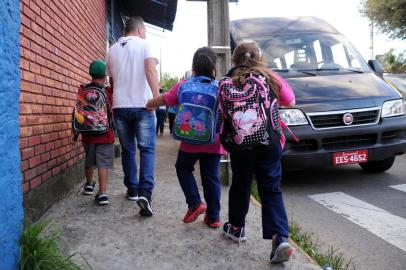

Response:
(232, 41), (280, 96)
(192, 47), (217, 79)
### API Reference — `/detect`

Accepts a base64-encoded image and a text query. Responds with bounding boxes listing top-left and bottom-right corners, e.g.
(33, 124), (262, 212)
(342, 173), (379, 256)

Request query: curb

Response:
(250, 195), (322, 268)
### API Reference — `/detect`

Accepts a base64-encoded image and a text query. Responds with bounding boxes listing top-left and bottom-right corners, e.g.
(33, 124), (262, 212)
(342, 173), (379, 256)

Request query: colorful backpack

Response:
(173, 76), (219, 144)
(72, 83), (111, 135)
(219, 67), (281, 152)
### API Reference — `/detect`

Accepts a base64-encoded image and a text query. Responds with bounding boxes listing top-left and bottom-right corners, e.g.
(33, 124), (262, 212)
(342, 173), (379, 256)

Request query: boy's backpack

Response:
(219, 66), (281, 152)
(72, 83), (111, 136)
(173, 76), (219, 144)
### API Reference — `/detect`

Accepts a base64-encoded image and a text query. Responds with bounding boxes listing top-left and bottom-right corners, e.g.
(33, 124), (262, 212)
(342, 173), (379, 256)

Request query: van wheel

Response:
(359, 157), (395, 173)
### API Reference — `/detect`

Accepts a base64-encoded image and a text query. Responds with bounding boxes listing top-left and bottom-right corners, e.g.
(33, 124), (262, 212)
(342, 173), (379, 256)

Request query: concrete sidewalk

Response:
(43, 134), (320, 270)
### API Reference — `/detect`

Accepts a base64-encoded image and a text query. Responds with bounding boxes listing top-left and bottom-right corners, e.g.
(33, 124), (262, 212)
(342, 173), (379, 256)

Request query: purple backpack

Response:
(219, 67), (281, 151)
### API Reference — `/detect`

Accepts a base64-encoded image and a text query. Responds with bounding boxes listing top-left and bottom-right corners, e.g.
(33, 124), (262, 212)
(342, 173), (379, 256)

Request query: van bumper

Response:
(282, 115), (406, 169)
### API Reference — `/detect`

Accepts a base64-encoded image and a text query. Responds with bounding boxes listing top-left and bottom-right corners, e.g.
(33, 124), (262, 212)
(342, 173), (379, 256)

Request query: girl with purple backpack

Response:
(220, 41), (296, 264)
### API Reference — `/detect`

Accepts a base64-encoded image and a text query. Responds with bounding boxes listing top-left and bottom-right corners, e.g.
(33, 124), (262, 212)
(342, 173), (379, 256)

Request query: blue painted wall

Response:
(0, 0), (24, 269)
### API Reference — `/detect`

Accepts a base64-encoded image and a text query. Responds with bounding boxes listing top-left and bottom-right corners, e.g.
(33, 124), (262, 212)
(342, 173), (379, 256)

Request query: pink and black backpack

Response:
(219, 66), (281, 152)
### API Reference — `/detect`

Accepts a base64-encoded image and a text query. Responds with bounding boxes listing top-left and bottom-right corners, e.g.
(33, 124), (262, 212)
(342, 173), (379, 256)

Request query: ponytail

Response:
(231, 42), (280, 97)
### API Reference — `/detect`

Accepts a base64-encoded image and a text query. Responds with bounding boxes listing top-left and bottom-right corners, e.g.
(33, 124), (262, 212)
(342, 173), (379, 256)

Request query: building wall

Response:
(20, 0), (106, 217)
(0, 0), (24, 269)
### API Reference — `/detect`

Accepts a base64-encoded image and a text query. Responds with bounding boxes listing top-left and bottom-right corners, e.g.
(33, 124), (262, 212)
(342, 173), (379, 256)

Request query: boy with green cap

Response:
(78, 60), (114, 205)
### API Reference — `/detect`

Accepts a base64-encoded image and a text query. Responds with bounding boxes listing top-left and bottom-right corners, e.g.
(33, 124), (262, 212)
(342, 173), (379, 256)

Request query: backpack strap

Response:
(71, 108), (79, 142)
(280, 120), (299, 142)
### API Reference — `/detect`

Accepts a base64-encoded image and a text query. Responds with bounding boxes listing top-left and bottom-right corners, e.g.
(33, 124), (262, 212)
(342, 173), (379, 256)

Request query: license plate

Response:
(333, 150), (368, 165)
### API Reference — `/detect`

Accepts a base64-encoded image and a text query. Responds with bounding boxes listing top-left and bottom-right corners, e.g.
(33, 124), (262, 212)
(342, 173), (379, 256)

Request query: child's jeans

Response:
(175, 150), (222, 220)
(229, 143), (289, 239)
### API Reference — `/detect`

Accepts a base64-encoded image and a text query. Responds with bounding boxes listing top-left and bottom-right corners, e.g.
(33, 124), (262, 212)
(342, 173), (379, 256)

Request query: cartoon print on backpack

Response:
(193, 112), (208, 136)
(173, 76), (219, 144)
(219, 71), (281, 151)
(73, 83), (110, 135)
(178, 109), (192, 135)
(175, 106), (210, 140)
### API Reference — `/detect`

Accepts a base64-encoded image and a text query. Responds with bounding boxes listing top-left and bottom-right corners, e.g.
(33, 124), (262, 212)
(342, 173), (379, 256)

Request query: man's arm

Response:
(145, 58), (160, 98)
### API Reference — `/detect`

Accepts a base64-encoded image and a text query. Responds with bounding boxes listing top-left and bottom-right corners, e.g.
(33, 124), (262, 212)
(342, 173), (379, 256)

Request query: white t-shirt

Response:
(106, 36), (159, 108)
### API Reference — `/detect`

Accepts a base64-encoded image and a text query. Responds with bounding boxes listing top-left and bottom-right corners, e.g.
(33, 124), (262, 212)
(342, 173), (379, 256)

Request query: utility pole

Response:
(370, 19), (374, 60)
(207, 0), (231, 78)
(159, 46), (162, 81)
(207, 0), (232, 185)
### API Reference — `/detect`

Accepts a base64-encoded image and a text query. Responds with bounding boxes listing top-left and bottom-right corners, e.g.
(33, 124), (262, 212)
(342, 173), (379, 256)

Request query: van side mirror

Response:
(368, 60), (384, 78)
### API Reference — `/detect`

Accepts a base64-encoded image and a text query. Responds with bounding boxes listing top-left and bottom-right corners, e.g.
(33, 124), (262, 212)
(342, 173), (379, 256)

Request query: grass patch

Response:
(251, 180), (260, 203)
(19, 220), (82, 270)
(289, 222), (355, 270)
(251, 183), (355, 270)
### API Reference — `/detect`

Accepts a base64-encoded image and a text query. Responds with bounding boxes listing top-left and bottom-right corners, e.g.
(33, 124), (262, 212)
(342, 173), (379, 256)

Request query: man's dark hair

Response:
(124, 16), (144, 35)
(192, 47), (217, 79)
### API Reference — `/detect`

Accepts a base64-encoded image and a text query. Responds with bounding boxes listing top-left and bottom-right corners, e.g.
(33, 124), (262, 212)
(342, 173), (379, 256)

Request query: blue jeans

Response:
(229, 144), (289, 239)
(113, 108), (156, 199)
(175, 150), (221, 220)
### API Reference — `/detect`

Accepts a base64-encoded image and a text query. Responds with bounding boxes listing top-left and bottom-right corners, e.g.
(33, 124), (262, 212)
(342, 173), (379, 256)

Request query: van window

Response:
(331, 43), (347, 68)
(285, 50), (295, 69)
(313, 40), (323, 65)
(250, 33), (370, 72)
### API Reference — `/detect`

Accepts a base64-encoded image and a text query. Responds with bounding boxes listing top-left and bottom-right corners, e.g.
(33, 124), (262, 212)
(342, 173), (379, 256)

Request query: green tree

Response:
(160, 72), (180, 92)
(376, 49), (406, 73)
(360, 0), (406, 40)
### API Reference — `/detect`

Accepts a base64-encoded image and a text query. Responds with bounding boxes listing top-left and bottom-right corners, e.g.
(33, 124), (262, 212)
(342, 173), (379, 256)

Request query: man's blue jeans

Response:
(113, 108), (156, 199)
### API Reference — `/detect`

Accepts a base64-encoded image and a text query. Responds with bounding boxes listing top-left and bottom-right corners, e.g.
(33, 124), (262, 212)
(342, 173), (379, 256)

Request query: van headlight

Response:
(279, 109), (308, 126)
(381, 99), (405, 118)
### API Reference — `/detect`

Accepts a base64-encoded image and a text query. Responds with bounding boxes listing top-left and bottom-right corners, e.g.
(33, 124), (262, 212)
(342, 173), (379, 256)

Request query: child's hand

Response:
(146, 100), (156, 112)
(146, 95), (165, 112)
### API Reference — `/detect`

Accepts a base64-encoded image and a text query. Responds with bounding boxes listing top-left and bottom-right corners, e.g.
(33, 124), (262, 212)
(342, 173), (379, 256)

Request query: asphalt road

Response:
(282, 153), (406, 270)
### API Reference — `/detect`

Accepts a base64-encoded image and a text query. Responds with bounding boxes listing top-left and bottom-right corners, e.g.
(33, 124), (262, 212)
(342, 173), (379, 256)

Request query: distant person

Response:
(75, 60), (114, 206)
(156, 89), (167, 136)
(146, 47), (226, 228)
(106, 16), (160, 216)
(219, 41), (296, 264)
(167, 105), (177, 134)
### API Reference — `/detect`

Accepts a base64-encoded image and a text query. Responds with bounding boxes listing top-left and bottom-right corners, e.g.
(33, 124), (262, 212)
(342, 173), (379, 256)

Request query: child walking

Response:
(78, 60), (114, 205)
(146, 47), (226, 228)
(220, 41), (296, 263)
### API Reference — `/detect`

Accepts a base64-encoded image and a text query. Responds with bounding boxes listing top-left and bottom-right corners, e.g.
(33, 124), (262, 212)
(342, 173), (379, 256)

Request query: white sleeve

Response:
(144, 41), (159, 65)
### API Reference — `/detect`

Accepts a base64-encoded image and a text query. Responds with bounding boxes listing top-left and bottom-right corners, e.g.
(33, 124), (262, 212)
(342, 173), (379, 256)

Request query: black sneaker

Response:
(270, 235), (295, 264)
(126, 189), (138, 201)
(137, 196), (154, 216)
(222, 222), (247, 243)
(95, 193), (109, 206)
(83, 182), (96, 195)
(139, 208), (151, 217)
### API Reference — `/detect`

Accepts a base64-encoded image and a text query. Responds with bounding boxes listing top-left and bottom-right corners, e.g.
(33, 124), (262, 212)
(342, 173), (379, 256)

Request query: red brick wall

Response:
(19, 0), (106, 193)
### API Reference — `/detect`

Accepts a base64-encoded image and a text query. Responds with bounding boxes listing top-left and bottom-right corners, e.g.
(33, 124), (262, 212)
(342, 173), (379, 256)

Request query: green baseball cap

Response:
(89, 60), (106, 78)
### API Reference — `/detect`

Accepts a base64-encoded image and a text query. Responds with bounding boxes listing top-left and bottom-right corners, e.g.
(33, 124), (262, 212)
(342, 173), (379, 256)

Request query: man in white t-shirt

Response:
(106, 16), (160, 217)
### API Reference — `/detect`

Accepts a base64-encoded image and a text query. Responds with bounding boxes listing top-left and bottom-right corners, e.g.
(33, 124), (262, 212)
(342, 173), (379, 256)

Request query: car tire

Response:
(359, 156), (395, 173)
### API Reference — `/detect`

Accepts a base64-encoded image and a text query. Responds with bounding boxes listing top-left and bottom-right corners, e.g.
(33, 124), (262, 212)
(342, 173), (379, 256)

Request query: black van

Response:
(230, 16), (406, 172)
